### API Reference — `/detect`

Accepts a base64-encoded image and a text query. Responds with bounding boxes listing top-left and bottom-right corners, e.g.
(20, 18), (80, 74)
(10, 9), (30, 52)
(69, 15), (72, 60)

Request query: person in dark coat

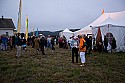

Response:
(32, 36), (35, 48)
(111, 37), (116, 49)
(12, 35), (15, 48)
(21, 37), (26, 51)
(84, 36), (89, 54)
(51, 37), (55, 50)
(40, 36), (46, 55)
(16, 33), (22, 58)
(97, 37), (103, 52)
(88, 36), (92, 55)
(104, 35), (108, 52)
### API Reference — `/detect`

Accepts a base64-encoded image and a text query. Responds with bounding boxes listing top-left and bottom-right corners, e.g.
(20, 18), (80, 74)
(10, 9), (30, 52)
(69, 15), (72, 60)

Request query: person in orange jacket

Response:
(79, 35), (87, 66)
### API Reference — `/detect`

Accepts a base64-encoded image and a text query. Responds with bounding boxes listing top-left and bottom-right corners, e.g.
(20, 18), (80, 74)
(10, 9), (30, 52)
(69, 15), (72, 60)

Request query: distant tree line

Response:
(28, 29), (80, 37)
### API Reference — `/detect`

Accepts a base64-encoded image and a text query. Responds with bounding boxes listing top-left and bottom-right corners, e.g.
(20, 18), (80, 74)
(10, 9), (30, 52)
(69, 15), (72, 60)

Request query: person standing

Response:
(31, 36), (35, 48)
(51, 37), (55, 50)
(12, 35), (15, 48)
(40, 36), (46, 55)
(97, 37), (103, 52)
(47, 35), (52, 49)
(21, 37), (27, 51)
(104, 35), (108, 52)
(9, 36), (13, 50)
(16, 33), (22, 58)
(58, 37), (63, 48)
(1, 35), (8, 51)
(79, 35), (87, 66)
(111, 37), (116, 53)
(88, 36), (92, 55)
(34, 36), (40, 54)
(84, 36), (89, 54)
(68, 37), (72, 49)
(70, 36), (79, 63)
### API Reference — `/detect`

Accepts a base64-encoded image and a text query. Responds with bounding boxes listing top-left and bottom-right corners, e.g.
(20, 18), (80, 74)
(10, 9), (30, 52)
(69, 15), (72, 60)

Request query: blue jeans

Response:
(47, 42), (51, 48)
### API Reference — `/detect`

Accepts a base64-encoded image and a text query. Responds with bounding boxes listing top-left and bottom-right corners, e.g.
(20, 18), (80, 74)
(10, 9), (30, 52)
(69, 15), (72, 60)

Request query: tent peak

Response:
(63, 28), (73, 33)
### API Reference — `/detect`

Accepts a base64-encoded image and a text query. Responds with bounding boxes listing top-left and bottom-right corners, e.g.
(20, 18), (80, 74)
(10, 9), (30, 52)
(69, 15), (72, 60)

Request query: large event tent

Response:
(59, 28), (73, 40)
(74, 10), (125, 52)
(92, 11), (125, 52)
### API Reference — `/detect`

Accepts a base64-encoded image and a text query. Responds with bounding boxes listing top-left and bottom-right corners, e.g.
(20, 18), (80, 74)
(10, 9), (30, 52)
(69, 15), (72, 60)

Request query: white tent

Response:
(74, 10), (125, 36)
(60, 28), (73, 40)
(92, 11), (125, 52)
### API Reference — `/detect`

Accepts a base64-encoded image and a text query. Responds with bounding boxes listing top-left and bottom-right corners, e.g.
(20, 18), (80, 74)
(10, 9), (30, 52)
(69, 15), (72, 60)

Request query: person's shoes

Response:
(80, 65), (83, 66)
(80, 63), (84, 66)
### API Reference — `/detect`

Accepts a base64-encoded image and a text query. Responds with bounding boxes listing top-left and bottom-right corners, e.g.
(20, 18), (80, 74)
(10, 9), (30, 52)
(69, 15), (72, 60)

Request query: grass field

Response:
(0, 46), (125, 83)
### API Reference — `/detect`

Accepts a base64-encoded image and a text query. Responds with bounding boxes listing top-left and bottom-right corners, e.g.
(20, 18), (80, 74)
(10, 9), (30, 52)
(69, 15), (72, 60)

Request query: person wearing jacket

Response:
(34, 36), (40, 55)
(70, 36), (79, 63)
(1, 35), (8, 51)
(79, 35), (87, 66)
(40, 36), (46, 55)
(16, 33), (22, 58)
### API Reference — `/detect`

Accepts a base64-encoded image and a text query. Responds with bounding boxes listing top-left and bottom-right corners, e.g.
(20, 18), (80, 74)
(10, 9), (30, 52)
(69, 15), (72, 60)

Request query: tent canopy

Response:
(91, 10), (125, 26)
(75, 10), (125, 36)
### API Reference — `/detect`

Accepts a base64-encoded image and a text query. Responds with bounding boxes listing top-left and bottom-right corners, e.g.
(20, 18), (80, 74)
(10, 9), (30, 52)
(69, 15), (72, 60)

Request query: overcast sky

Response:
(0, 0), (125, 32)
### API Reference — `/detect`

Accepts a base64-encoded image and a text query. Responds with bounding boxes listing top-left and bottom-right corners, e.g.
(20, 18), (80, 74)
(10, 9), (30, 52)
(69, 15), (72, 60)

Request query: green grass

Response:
(0, 46), (125, 83)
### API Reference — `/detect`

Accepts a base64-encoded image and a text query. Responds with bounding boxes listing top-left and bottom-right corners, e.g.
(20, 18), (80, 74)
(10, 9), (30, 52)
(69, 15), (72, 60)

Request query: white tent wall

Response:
(61, 32), (73, 41)
(60, 28), (73, 41)
(92, 24), (125, 52)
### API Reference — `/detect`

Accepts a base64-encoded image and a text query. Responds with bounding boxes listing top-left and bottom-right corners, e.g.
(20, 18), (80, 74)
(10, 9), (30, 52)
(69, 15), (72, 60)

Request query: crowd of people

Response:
(0, 33), (117, 66)
(0, 33), (59, 56)
(68, 34), (116, 66)
(0, 33), (27, 57)
(31, 35), (57, 55)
